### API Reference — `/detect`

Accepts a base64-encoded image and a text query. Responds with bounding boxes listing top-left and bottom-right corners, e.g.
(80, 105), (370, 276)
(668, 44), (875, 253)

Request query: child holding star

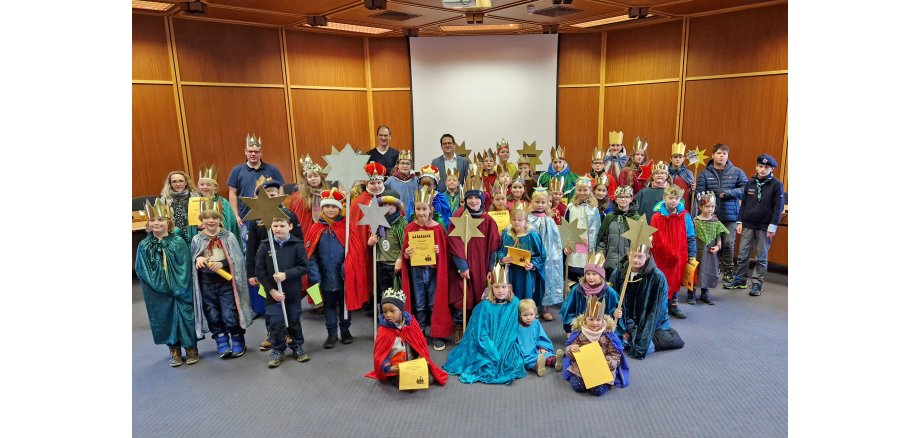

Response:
(350, 162), (386, 314)
(367, 189), (407, 311)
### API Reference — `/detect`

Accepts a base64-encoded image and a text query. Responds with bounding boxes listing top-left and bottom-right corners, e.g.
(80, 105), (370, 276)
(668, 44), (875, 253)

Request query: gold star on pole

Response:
(449, 210), (484, 256)
(241, 185), (290, 226)
(323, 143), (367, 187)
(358, 201), (391, 231)
(516, 140), (544, 167)
(455, 141), (470, 159)
(686, 145), (709, 174)
(558, 216), (586, 251)
(621, 214), (657, 251)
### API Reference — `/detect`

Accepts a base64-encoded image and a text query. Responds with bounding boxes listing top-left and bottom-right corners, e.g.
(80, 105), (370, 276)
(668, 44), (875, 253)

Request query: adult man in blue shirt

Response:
(226, 133), (285, 243)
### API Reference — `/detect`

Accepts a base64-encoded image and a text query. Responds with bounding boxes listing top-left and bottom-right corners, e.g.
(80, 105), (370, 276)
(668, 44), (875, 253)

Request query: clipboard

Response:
(488, 210), (510, 232)
(572, 341), (614, 389)
(398, 358), (429, 390)
(186, 196), (207, 226)
(506, 246), (532, 267)
(408, 230), (436, 266)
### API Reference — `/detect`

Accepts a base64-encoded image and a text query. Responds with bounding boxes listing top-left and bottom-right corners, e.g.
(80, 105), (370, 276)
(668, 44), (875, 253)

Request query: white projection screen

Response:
(409, 34), (558, 172)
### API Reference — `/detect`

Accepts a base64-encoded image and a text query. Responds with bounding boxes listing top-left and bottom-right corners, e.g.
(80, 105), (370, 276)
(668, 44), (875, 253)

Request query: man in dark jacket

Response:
(695, 144), (748, 280)
(724, 154), (785, 296)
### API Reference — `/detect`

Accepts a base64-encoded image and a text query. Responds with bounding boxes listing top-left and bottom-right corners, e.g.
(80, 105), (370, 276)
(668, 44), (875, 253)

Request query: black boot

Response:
(323, 333), (337, 349)
(668, 298), (687, 319)
(700, 288), (715, 305)
(686, 289), (696, 305)
(340, 329), (353, 345)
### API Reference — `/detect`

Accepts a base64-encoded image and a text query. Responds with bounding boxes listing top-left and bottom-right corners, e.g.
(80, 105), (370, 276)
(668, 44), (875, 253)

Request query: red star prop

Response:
(638, 161), (654, 181)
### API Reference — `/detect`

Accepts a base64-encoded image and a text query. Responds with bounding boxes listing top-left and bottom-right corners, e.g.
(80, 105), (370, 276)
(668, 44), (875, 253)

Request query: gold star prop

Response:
(621, 214), (657, 251)
(448, 210), (484, 256)
(686, 145), (708, 173)
(358, 200), (391, 232)
(241, 185), (290, 226)
(516, 140), (544, 167)
(455, 141), (470, 159)
(558, 216), (586, 251)
(323, 143), (367, 186)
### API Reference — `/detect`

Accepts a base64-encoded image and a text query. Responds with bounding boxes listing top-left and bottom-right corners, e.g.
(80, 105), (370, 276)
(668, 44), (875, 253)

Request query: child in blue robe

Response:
(516, 299), (561, 376)
(560, 251), (623, 335)
(496, 205), (545, 306)
(527, 188), (564, 315)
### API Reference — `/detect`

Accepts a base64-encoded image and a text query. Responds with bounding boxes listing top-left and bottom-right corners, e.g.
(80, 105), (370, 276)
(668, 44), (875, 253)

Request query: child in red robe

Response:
(348, 162), (387, 314)
(649, 184), (696, 320)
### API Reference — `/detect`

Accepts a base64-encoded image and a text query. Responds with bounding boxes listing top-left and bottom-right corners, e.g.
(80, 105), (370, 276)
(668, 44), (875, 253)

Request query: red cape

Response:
(618, 166), (649, 195)
(347, 192), (374, 310)
(289, 191), (316, 299)
(650, 210), (690, 298)
(305, 215), (368, 311)
(401, 221), (454, 339)
(446, 208), (501, 311)
(364, 316), (448, 385)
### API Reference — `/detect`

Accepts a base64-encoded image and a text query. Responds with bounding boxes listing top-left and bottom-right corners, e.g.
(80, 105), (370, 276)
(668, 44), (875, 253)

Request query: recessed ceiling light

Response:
(304, 21), (392, 35)
(570, 14), (655, 28)
(439, 24), (522, 32)
(132, 1), (174, 11)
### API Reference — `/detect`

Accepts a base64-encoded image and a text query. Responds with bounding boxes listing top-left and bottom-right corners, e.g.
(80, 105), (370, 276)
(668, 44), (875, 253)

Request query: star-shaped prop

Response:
(686, 145), (708, 173)
(516, 140), (544, 167)
(449, 210), (484, 256)
(241, 185), (290, 225)
(558, 216), (586, 250)
(621, 214), (657, 251)
(638, 161), (655, 181)
(358, 200), (391, 232)
(455, 141), (470, 159)
(323, 143), (367, 186)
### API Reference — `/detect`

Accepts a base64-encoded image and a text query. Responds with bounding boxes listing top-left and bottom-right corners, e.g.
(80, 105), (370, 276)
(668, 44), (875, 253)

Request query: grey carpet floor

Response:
(133, 273), (787, 437)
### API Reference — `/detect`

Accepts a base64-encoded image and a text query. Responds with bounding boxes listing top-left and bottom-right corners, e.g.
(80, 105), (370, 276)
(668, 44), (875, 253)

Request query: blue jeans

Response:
(200, 281), (244, 336)
(410, 266), (436, 329)
(266, 300), (303, 352)
(735, 228), (772, 285)
(321, 289), (351, 335)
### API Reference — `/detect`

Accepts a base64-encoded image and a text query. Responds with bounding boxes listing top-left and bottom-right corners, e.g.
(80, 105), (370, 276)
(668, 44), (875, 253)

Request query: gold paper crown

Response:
(445, 168), (460, 179)
(496, 138), (509, 151)
(575, 175), (593, 189)
(585, 295), (605, 319)
(512, 201), (528, 213)
(464, 174), (485, 192)
(586, 250), (606, 268)
(671, 141), (686, 156)
(200, 197), (219, 213)
(491, 180), (508, 195)
(414, 186), (434, 206)
(381, 287), (406, 304)
(300, 154), (322, 175)
(474, 152), (483, 165)
(516, 155), (530, 166)
(548, 176), (563, 192)
(609, 130), (624, 145)
(614, 185), (634, 197)
(145, 198), (171, 220)
(490, 262), (509, 285)
(198, 164), (218, 182)
(652, 161), (669, 175)
(593, 173), (609, 187)
(634, 136), (649, 152)
(245, 133), (262, 148)
(592, 146), (605, 162)
(255, 175), (274, 188)
(399, 149), (413, 162)
(550, 145), (566, 160)
(484, 148), (496, 159)
(697, 191), (716, 206)
(468, 162), (481, 178)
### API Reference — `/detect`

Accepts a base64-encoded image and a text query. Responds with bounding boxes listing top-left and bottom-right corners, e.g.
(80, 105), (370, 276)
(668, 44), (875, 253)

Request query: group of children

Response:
(137, 133), (784, 397)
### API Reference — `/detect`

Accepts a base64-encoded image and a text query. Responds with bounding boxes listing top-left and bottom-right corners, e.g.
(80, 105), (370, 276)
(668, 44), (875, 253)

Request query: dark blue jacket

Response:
(306, 218), (346, 292)
(695, 159), (748, 222)
(738, 174), (785, 232)
(246, 207), (302, 277)
(255, 234), (308, 305)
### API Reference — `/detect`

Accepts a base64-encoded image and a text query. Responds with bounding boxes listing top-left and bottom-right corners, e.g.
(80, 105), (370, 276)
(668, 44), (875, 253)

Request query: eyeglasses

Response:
(246, 150), (262, 154)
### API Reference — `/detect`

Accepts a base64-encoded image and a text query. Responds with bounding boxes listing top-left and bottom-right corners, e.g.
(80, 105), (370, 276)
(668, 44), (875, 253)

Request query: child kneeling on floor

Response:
(366, 288), (448, 387)
(563, 296), (630, 396)
(516, 299), (561, 377)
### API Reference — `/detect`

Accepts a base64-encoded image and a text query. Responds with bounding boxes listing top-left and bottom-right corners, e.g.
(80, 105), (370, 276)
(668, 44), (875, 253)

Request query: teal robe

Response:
(135, 230), (199, 348)
(496, 227), (545, 305)
(443, 296), (526, 384)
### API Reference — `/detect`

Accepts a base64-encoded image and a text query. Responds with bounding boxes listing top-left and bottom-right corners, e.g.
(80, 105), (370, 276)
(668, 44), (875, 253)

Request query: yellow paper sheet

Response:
(306, 283), (323, 305)
(186, 197), (207, 226)
(489, 210), (510, 232)
(408, 230), (436, 266)
(506, 246), (531, 268)
(682, 258), (699, 290)
(257, 284), (266, 298)
(572, 341), (614, 389)
(398, 358), (429, 390)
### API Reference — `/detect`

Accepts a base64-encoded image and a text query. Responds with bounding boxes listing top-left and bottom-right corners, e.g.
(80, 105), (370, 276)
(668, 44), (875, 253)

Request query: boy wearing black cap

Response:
(724, 154), (785, 296)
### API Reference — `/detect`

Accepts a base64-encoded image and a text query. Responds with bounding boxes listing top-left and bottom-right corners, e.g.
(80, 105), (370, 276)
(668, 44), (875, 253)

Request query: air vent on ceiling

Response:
(370, 11), (421, 21)
(533, 6), (582, 17)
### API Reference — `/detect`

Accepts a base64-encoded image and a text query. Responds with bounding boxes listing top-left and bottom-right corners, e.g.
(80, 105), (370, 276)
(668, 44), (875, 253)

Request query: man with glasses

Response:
(227, 133), (286, 236)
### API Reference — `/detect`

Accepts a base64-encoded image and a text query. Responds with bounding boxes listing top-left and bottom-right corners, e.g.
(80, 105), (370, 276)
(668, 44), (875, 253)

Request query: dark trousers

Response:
(200, 281), (244, 337)
(376, 262), (396, 306)
(410, 266), (437, 329)
(322, 288), (351, 335)
(717, 220), (737, 276)
(266, 300), (303, 352)
(569, 375), (611, 396)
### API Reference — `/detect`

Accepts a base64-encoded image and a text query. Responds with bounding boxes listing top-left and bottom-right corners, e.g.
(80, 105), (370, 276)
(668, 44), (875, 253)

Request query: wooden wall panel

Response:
(133, 15), (172, 81)
(372, 91), (413, 152)
(291, 89), (371, 163)
(369, 38), (410, 89)
(558, 33), (601, 85)
(173, 19), (283, 84)
(557, 87), (599, 175)
(686, 3), (787, 77)
(770, 222), (788, 266)
(604, 82), (680, 164)
(681, 75), (786, 180)
(182, 86), (293, 196)
(285, 31), (366, 87)
(132, 84), (185, 197)
(605, 20), (683, 83)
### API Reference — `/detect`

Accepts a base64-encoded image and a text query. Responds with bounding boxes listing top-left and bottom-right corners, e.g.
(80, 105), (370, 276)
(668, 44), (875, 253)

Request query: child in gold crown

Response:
(688, 191), (728, 305)
(563, 297), (630, 396)
(563, 176), (600, 282)
(634, 162), (672, 224)
(496, 204), (545, 311)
